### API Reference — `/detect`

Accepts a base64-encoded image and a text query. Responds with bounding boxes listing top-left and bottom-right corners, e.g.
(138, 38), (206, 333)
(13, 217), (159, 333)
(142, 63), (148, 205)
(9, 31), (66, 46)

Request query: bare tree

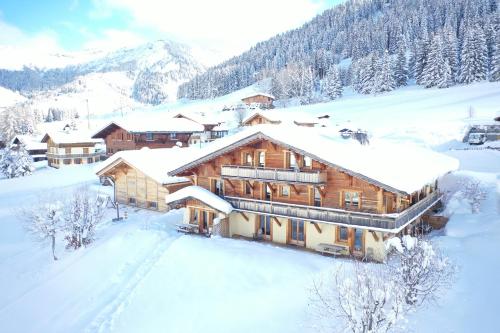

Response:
(386, 235), (456, 306)
(22, 201), (64, 261)
(310, 263), (406, 333)
(233, 107), (248, 127)
(458, 178), (487, 213)
(63, 189), (105, 249)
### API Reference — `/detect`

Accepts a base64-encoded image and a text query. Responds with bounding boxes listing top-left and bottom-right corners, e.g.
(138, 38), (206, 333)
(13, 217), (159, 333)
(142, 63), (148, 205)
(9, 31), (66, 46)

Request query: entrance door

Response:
(258, 215), (272, 240)
(264, 183), (272, 201)
(201, 210), (212, 233)
(289, 219), (305, 246)
(352, 228), (363, 256)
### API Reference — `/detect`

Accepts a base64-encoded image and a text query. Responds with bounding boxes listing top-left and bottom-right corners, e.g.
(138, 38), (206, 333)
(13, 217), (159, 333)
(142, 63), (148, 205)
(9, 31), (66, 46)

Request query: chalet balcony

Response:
(224, 191), (441, 231)
(221, 165), (327, 184)
(47, 152), (103, 159)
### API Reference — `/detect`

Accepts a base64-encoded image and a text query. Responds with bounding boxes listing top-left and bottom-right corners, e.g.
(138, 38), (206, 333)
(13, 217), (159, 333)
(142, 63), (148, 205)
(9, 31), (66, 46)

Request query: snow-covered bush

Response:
(22, 201), (64, 260)
(63, 190), (105, 250)
(0, 145), (35, 178)
(310, 264), (406, 333)
(457, 178), (487, 214)
(386, 235), (455, 306)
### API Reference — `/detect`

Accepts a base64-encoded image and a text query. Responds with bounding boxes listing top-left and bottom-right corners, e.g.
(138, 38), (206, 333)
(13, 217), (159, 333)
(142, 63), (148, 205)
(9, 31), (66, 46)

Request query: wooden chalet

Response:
(165, 125), (458, 261)
(42, 132), (103, 168)
(172, 112), (229, 145)
(92, 118), (204, 156)
(243, 111), (318, 127)
(95, 148), (193, 211)
(11, 135), (47, 162)
(241, 93), (275, 109)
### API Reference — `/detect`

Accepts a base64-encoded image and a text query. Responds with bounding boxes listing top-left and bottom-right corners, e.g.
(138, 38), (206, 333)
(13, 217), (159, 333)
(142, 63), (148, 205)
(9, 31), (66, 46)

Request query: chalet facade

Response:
(165, 126), (458, 261)
(172, 113), (229, 145)
(243, 111), (318, 127)
(92, 119), (204, 156)
(96, 148), (192, 211)
(11, 135), (47, 162)
(241, 93), (275, 109)
(42, 133), (103, 168)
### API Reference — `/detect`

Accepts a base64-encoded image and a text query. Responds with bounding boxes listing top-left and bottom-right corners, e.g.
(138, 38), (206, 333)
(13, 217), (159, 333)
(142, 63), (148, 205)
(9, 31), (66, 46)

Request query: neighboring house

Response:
(242, 111), (318, 127)
(241, 93), (275, 109)
(11, 135), (47, 162)
(91, 118), (204, 156)
(95, 147), (193, 211)
(165, 125), (458, 262)
(42, 132), (103, 168)
(172, 112), (229, 145)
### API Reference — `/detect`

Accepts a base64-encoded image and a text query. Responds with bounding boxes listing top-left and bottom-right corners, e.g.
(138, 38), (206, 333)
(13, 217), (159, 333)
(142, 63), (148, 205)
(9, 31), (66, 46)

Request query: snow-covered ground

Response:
(0, 82), (499, 332)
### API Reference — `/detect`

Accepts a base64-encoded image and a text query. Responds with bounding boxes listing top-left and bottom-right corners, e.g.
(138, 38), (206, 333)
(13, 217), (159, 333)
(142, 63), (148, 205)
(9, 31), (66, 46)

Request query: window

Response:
(83, 148), (89, 154)
(338, 226), (348, 243)
(244, 152), (253, 166)
(212, 179), (223, 196)
(148, 201), (158, 209)
(65, 147), (71, 154)
(245, 182), (252, 195)
(313, 187), (321, 207)
(286, 151), (298, 169)
(63, 159), (71, 165)
(87, 158), (94, 164)
(258, 215), (272, 239)
(129, 197), (136, 205)
(201, 210), (211, 231)
(258, 151), (265, 167)
(354, 229), (363, 252)
(191, 209), (199, 225)
(170, 133), (177, 140)
(344, 192), (360, 208)
(304, 156), (312, 168)
(281, 185), (290, 197)
(290, 219), (305, 246)
(74, 158), (81, 164)
(146, 133), (154, 141)
(264, 184), (272, 201)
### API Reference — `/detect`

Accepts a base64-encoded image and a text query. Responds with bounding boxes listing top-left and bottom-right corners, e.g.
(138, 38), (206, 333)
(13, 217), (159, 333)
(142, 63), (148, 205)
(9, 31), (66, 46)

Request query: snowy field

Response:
(0, 82), (499, 332)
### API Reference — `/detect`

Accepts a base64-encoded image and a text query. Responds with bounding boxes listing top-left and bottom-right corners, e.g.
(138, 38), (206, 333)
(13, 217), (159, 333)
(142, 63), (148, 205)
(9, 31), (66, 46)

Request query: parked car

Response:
(468, 132), (487, 145)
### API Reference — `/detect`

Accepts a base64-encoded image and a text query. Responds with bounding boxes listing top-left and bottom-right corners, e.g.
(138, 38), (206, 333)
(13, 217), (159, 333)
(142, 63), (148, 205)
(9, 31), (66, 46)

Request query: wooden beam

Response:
(266, 182), (276, 193)
(271, 216), (281, 227)
(312, 222), (322, 234)
(246, 180), (255, 190)
(225, 178), (236, 190)
(377, 189), (384, 213)
(239, 211), (249, 221)
(370, 230), (380, 242)
(290, 184), (301, 195)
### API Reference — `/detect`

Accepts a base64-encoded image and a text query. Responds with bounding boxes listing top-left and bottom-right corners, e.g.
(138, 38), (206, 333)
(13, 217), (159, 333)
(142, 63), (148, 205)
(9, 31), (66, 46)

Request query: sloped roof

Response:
(241, 92), (275, 100)
(168, 125), (459, 195)
(92, 117), (204, 139)
(242, 111), (318, 126)
(41, 131), (102, 145)
(11, 135), (46, 151)
(165, 185), (233, 214)
(95, 147), (195, 185)
(172, 112), (222, 126)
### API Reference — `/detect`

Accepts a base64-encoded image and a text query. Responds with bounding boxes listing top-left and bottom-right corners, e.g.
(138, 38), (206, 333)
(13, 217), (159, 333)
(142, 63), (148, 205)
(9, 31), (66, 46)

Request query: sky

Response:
(0, 0), (344, 64)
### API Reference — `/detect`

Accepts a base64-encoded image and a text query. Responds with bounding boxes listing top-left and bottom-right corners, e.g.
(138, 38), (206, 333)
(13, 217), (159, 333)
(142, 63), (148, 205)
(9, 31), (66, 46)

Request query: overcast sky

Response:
(0, 0), (344, 63)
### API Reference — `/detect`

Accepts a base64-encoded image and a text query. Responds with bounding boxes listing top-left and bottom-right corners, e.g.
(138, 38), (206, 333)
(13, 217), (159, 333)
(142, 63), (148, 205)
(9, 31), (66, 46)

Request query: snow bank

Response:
(164, 186), (233, 214)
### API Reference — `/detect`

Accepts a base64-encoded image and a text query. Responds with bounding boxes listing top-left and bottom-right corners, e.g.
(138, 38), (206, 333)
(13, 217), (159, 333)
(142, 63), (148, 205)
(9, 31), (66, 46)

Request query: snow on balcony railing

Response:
(221, 165), (327, 184)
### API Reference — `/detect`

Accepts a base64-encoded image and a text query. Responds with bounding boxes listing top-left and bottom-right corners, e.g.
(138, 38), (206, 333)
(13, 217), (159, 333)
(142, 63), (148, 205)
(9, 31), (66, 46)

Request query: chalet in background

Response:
(241, 93), (275, 109)
(172, 112), (229, 145)
(95, 148), (193, 211)
(165, 125), (458, 261)
(42, 132), (103, 168)
(11, 135), (47, 162)
(92, 118), (204, 156)
(243, 111), (318, 127)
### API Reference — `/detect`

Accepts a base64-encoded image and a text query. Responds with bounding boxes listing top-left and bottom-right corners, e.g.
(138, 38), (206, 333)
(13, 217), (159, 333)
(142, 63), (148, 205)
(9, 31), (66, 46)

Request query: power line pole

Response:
(86, 98), (90, 130)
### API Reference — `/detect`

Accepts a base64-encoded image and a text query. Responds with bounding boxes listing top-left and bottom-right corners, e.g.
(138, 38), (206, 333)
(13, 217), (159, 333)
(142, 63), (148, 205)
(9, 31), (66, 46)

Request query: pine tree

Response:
(0, 144), (35, 178)
(323, 66), (343, 99)
(394, 47), (408, 87)
(373, 51), (396, 93)
(356, 54), (376, 94)
(460, 24), (488, 84)
(422, 34), (453, 88)
(415, 34), (431, 85)
(443, 25), (458, 83)
(490, 29), (500, 82)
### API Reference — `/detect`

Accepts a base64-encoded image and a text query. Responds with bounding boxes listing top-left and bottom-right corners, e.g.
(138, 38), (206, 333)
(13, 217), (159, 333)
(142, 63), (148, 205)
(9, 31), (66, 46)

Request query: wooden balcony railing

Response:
(224, 191), (441, 231)
(221, 165), (327, 184)
(47, 152), (103, 159)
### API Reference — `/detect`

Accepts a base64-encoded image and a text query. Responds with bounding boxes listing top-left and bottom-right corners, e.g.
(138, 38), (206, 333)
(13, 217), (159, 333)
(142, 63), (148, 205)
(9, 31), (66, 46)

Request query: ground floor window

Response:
(289, 219), (305, 246)
(258, 215), (272, 240)
(63, 159), (71, 165)
(354, 228), (363, 252)
(147, 201), (158, 209)
(337, 226), (348, 243)
(128, 197), (136, 205)
(88, 158), (94, 163)
(74, 158), (82, 164)
(191, 209), (199, 225)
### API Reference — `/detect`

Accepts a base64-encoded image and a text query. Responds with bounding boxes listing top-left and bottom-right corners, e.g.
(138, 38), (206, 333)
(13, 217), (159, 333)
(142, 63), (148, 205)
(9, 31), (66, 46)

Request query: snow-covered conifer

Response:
(323, 66), (343, 99)
(394, 47), (408, 87)
(0, 144), (35, 178)
(422, 34), (453, 88)
(460, 24), (488, 83)
(373, 50), (396, 93)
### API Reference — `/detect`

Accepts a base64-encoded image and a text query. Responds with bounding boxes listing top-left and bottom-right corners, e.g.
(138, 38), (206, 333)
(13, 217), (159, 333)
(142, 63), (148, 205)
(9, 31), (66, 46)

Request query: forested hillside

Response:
(178, 0), (499, 102)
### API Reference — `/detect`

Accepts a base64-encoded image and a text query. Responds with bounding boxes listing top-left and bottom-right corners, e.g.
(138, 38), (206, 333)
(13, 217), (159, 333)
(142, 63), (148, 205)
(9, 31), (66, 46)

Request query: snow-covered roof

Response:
(41, 131), (102, 145)
(165, 185), (233, 214)
(92, 117), (204, 138)
(241, 92), (275, 100)
(243, 110), (319, 126)
(172, 112), (222, 126)
(168, 125), (459, 195)
(95, 147), (195, 185)
(11, 135), (47, 151)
